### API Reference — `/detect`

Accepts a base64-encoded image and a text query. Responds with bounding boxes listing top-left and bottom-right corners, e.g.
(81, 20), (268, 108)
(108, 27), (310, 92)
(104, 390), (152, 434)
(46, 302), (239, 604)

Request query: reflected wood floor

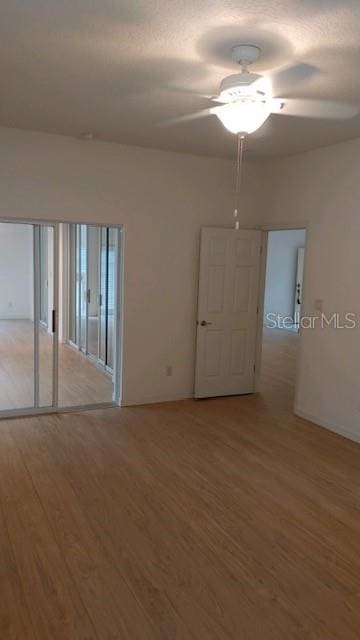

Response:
(1, 328), (360, 638)
(260, 326), (300, 409)
(0, 320), (113, 410)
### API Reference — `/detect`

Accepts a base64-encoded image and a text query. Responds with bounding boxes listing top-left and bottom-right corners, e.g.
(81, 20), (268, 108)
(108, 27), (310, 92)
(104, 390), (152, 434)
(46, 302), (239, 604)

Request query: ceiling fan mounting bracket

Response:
(231, 44), (261, 70)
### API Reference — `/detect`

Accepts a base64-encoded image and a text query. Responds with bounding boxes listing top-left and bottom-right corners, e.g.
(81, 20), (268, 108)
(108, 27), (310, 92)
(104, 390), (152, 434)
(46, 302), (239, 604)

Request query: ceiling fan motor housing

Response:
(219, 73), (264, 102)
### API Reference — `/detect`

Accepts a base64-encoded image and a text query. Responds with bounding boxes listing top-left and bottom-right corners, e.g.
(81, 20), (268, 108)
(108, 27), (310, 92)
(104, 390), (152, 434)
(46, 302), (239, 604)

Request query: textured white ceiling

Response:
(1, 0), (360, 158)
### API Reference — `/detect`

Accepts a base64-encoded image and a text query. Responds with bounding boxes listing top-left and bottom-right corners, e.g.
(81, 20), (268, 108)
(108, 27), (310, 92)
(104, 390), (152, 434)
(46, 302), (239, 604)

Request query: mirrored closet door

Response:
(0, 221), (57, 415)
(0, 219), (121, 418)
(59, 222), (120, 408)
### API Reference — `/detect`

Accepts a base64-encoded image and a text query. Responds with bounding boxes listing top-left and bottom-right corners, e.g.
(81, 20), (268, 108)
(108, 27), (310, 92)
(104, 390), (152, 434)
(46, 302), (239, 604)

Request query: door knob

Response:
(200, 320), (212, 326)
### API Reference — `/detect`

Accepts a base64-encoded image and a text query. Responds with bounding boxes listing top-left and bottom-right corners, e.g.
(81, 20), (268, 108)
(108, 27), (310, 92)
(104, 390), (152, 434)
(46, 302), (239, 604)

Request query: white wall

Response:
(2, 124), (358, 444)
(0, 127), (262, 405)
(0, 222), (33, 319)
(261, 137), (360, 442)
(264, 229), (306, 326)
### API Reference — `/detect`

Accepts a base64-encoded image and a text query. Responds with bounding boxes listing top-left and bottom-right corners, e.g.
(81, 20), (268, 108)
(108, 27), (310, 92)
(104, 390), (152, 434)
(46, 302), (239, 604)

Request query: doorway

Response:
(258, 227), (307, 408)
(0, 218), (123, 418)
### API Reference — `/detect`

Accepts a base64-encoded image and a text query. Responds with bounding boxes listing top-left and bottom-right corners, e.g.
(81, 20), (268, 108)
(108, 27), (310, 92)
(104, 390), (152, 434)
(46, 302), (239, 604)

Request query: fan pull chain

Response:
(233, 134), (245, 231)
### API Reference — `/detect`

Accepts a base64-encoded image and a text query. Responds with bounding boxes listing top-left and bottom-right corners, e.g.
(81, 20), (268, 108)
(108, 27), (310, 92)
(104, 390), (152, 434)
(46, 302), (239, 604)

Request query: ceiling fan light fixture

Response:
(213, 100), (271, 135)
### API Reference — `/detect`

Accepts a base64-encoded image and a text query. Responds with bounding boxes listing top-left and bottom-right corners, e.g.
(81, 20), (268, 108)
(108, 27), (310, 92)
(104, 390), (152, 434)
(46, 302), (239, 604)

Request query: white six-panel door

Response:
(194, 227), (262, 399)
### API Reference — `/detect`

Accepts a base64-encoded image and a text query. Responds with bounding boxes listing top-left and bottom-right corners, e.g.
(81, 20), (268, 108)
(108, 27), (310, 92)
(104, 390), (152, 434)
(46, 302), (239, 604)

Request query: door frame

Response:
(0, 216), (124, 419)
(294, 247), (305, 329)
(254, 220), (310, 412)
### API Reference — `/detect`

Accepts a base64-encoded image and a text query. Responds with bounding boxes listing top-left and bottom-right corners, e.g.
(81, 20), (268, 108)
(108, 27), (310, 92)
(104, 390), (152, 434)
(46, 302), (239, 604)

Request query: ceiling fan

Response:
(164, 44), (359, 136)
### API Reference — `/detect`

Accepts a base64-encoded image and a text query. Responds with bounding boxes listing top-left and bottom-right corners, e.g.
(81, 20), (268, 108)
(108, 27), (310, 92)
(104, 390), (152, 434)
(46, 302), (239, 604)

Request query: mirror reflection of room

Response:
(58, 223), (119, 408)
(0, 220), (121, 415)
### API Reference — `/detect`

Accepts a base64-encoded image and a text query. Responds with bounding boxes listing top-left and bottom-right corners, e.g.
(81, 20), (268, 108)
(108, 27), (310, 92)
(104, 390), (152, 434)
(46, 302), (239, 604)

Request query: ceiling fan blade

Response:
(158, 108), (213, 127)
(249, 117), (274, 139)
(269, 99), (286, 113)
(211, 96), (231, 104)
(271, 63), (320, 97)
(165, 85), (238, 104)
(165, 85), (217, 100)
(280, 98), (359, 120)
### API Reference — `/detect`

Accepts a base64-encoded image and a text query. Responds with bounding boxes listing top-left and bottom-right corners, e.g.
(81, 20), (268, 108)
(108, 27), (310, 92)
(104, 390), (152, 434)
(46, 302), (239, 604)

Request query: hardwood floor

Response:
(0, 320), (113, 410)
(1, 328), (360, 638)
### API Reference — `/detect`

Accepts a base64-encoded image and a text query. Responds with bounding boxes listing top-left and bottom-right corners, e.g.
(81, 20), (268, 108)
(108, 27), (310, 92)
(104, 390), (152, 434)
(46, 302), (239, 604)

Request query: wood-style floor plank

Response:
(1, 328), (360, 638)
(0, 500), (37, 640)
(10, 416), (174, 640)
(0, 425), (98, 640)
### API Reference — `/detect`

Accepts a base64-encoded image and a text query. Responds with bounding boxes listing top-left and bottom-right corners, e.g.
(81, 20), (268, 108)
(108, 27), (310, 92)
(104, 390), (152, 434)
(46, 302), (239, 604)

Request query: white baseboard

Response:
(121, 391), (193, 407)
(0, 315), (32, 321)
(295, 406), (360, 444)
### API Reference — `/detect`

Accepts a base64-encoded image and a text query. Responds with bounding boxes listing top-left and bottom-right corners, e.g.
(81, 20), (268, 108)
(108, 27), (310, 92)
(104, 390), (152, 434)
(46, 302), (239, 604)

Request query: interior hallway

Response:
(1, 327), (360, 639)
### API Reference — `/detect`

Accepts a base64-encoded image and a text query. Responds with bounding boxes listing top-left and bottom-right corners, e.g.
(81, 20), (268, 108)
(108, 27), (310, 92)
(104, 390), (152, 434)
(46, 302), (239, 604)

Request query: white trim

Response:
(0, 406), (58, 419)
(56, 401), (118, 413)
(59, 223), (69, 343)
(68, 339), (80, 351)
(122, 391), (192, 407)
(294, 406), (360, 444)
(85, 225), (89, 355)
(261, 220), (309, 232)
(52, 223), (59, 408)
(33, 226), (40, 408)
(254, 231), (268, 390)
(0, 401), (118, 420)
(82, 348), (112, 377)
(97, 226), (102, 361)
(114, 228), (123, 406)
(0, 214), (120, 228)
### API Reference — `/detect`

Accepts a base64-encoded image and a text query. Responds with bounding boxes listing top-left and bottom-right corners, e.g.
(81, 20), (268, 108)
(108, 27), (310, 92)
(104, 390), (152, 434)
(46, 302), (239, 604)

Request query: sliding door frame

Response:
(0, 217), (123, 419)
(53, 223), (60, 407)
(34, 223), (59, 409)
(33, 225), (40, 408)
(68, 223), (118, 375)
(39, 225), (49, 328)
(0, 218), (58, 418)
(113, 226), (123, 405)
(62, 223), (123, 409)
